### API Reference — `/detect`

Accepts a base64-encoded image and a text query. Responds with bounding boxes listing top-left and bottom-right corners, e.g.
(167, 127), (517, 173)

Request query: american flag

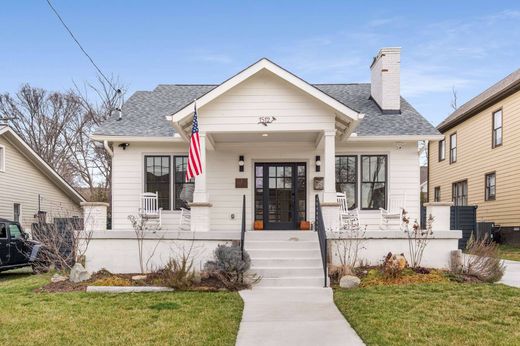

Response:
(186, 102), (202, 181)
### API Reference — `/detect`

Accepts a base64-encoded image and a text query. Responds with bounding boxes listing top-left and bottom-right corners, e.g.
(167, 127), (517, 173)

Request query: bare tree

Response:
(0, 77), (124, 201)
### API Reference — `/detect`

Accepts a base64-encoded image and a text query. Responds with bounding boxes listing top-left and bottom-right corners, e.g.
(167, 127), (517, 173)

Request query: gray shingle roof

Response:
(437, 68), (520, 132)
(94, 83), (439, 137)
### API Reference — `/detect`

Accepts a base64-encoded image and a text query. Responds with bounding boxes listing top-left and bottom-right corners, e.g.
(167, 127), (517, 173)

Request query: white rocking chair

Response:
(139, 192), (162, 227)
(337, 192), (360, 230)
(179, 207), (191, 231)
(379, 193), (406, 230)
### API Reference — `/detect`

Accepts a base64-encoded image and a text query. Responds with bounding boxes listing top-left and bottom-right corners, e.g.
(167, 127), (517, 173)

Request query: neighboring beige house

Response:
(428, 68), (520, 229)
(0, 125), (85, 230)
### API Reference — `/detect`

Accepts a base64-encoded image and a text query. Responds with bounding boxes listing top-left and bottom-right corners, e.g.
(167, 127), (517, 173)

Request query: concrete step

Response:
(250, 267), (324, 278)
(245, 240), (319, 250)
(251, 258), (323, 267)
(255, 276), (326, 288)
(245, 231), (317, 241)
(248, 248), (321, 259)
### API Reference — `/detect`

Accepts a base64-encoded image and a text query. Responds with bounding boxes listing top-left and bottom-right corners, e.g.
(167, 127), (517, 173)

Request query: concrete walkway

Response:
(236, 287), (364, 346)
(499, 259), (520, 288)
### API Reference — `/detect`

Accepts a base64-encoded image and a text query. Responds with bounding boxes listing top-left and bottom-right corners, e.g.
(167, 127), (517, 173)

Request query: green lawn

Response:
(334, 283), (520, 346)
(0, 270), (243, 345)
(498, 244), (520, 262)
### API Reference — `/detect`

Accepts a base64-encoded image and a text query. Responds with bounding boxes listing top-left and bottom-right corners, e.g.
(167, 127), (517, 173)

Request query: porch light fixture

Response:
(118, 143), (130, 150)
(315, 155), (321, 172)
(239, 155), (245, 172)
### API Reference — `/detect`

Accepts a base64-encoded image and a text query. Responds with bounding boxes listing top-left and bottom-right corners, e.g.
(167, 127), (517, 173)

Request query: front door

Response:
(255, 163), (306, 230)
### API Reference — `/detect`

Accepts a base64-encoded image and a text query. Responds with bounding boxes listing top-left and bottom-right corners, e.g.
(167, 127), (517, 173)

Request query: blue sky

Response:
(1, 1), (519, 125)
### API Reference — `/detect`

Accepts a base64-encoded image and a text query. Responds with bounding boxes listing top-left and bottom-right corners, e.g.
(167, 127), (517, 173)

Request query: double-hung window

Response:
(492, 109), (502, 148)
(145, 156), (171, 210)
(438, 139), (445, 161)
(452, 180), (468, 206)
(361, 155), (387, 210)
(335, 156), (357, 209)
(485, 172), (496, 201)
(449, 133), (457, 163)
(174, 156), (194, 209)
(434, 186), (441, 202)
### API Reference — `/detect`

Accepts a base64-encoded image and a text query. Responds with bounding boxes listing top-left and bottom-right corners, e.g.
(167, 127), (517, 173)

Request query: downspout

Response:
(103, 140), (114, 157)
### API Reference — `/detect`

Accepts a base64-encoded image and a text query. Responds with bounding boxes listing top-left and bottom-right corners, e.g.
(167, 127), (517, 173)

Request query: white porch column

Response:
(190, 132), (212, 232)
(424, 202), (453, 231)
(320, 130), (340, 230)
(193, 132), (209, 203)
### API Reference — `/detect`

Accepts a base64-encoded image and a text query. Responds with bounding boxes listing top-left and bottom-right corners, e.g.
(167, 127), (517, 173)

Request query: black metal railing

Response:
(240, 194), (246, 260)
(314, 194), (328, 288)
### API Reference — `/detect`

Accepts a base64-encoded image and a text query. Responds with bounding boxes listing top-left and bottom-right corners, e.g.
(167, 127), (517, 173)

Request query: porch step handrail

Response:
(240, 194), (246, 260)
(314, 194), (328, 288)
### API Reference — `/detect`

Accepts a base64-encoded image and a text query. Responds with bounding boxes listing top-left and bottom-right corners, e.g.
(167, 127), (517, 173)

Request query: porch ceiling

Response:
(211, 131), (320, 143)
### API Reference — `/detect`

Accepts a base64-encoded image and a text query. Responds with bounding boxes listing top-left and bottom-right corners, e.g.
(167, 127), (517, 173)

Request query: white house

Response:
(87, 48), (461, 285)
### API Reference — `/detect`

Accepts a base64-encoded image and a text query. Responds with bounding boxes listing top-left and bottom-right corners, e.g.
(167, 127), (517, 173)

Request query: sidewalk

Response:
(236, 287), (364, 346)
(499, 259), (520, 288)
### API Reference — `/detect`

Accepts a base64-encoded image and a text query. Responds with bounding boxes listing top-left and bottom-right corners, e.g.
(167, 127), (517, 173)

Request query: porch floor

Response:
(236, 287), (364, 346)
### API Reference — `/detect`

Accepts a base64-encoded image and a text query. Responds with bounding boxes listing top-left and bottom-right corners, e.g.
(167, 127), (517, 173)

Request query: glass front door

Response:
(255, 163), (306, 230)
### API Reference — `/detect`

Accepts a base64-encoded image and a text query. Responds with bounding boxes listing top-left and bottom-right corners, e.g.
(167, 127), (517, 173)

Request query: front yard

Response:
(334, 282), (520, 346)
(0, 270), (243, 345)
(498, 244), (520, 261)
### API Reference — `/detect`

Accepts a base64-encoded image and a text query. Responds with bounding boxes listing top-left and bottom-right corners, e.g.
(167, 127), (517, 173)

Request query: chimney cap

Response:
(370, 47), (401, 68)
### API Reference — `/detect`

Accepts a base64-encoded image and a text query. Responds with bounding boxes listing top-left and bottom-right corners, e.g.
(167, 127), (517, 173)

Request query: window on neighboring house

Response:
(452, 180), (468, 206)
(360, 155), (387, 210)
(0, 145), (5, 172)
(335, 155), (358, 209)
(174, 156), (194, 209)
(485, 172), (496, 201)
(144, 156), (171, 210)
(13, 204), (20, 223)
(492, 109), (502, 148)
(434, 187), (441, 202)
(450, 133), (457, 163)
(438, 139), (446, 161)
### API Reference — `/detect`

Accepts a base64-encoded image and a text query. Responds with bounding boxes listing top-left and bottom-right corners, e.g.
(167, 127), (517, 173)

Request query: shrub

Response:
(463, 234), (505, 283)
(203, 245), (254, 290)
(382, 252), (408, 279)
(154, 256), (195, 290)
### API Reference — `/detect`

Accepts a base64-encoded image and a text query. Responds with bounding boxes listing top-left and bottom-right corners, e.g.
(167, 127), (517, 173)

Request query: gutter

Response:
(103, 140), (114, 157)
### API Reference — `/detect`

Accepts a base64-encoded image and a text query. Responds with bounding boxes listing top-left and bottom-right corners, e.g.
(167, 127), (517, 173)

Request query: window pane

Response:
(174, 156), (193, 209)
(361, 156), (386, 209)
(495, 129), (502, 145)
(145, 156), (170, 210)
(494, 111), (502, 128)
(256, 165), (263, 177)
(0, 224), (6, 238)
(335, 156), (357, 209)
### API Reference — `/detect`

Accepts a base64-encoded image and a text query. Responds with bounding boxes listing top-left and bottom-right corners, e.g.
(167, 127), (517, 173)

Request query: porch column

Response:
(190, 132), (212, 232)
(320, 130), (340, 231)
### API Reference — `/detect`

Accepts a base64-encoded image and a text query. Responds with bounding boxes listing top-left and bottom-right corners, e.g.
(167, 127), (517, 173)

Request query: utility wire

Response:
(45, 0), (121, 95)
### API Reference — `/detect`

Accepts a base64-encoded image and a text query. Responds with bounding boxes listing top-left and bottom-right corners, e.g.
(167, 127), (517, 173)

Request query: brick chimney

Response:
(370, 47), (401, 113)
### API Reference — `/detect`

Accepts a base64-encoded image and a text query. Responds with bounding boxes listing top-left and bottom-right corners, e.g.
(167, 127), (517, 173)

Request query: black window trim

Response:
(485, 171), (496, 201)
(360, 154), (388, 210)
(452, 179), (468, 206)
(335, 155), (358, 210)
(438, 139), (446, 162)
(144, 155), (172, 211)
(492, 108), (503, 148)
(449, 132), (457, 164)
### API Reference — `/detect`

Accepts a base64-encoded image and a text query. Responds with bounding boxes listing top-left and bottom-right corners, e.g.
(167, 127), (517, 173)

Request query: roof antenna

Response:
(0, 116), (15, 127)
(115, 89), (123, 121)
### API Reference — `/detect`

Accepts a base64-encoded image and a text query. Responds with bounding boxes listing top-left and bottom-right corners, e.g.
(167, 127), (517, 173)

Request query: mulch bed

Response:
(36, 269), (244, 293)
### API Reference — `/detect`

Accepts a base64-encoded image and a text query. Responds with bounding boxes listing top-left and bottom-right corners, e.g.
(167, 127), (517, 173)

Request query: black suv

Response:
(0, 219), (42, 272)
